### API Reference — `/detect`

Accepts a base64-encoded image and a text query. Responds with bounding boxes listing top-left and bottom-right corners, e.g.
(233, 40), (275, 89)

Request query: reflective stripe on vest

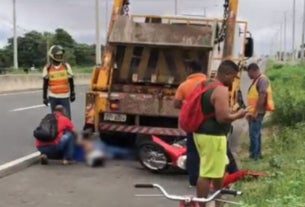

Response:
(48, 65), (70, 94)
(247, 75), (275, 114)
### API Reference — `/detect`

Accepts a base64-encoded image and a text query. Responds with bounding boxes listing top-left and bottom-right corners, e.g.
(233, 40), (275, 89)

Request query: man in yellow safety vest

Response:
(246, 63), (274, 160)
(42, 45), (75, 119)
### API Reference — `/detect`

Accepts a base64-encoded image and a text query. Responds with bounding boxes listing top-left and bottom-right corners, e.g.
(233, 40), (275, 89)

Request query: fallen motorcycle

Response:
(137, 135), (266, 187)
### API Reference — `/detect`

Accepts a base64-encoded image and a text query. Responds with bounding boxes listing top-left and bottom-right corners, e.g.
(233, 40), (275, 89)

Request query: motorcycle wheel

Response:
(137, 141), (170, 173)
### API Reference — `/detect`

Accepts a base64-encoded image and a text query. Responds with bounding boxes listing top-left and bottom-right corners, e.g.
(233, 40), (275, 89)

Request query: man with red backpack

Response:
(174, 60), (207, 187)
(42, 45), (75, 119)
(179, 60), (248, 207)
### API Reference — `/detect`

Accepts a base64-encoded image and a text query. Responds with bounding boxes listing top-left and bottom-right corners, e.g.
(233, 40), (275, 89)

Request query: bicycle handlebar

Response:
(220, 189), (242, 196)
(135, 183), (242, 203)
(134, 184), (154, 188)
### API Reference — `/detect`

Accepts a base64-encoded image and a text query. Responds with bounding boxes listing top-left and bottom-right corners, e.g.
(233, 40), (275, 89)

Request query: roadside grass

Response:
(267, 64), (305, 126)
(72, 66), (94, 74)
(238, 124), (305, 207)
(236, 62), (305, 206)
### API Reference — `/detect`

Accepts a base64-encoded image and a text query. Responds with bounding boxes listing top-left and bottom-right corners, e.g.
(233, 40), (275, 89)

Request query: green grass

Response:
(71, 66), (94, 74)
(237, 62), (305, 206)
(238, 124), (305, 206)
(266, 63), (305, 126)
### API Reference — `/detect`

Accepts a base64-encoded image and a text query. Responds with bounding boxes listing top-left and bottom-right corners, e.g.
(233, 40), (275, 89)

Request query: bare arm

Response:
(174, 84), (185, 109)
(212, 86), (246, 123)
(174, 99), (183, 109)
(254, 77), (268, 116)
(256, 92), (267, 112)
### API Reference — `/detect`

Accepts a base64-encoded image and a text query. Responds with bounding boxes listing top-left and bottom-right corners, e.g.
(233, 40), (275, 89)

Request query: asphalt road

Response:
(0, 162), (196, 207)
(0, 85), (89, 164)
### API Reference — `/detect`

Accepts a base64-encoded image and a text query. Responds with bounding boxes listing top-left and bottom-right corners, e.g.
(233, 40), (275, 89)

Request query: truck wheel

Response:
(137, 141), (170, 173)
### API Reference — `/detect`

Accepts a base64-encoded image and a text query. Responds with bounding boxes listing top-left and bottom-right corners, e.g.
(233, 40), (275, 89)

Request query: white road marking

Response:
(10, 104), (46, 112)
(0, 90), (41, 97)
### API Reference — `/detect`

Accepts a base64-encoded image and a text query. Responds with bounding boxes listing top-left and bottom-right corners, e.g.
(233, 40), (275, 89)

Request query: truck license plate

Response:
(103, 113), (127, 122)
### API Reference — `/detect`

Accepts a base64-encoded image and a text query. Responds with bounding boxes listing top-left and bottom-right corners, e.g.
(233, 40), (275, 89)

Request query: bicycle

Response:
(134, 183), (242, 207)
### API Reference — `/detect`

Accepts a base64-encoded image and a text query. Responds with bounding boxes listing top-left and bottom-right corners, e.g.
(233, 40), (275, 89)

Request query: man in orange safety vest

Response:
(247, 63), (274, 160)
(42, 45), (75, 119)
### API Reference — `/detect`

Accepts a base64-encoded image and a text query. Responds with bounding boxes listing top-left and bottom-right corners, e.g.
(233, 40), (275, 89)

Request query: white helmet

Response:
(48, 45), (65, 62)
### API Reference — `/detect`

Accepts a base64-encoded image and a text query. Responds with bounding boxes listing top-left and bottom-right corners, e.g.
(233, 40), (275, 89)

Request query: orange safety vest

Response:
(48, 64), (70, 94)
(247, 75), (275, 115)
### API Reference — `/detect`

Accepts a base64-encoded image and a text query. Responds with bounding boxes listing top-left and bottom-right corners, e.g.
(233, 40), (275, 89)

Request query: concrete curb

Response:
(0, 152), (40, 178)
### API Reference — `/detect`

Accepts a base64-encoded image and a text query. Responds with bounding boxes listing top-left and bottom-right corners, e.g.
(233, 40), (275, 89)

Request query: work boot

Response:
(40, 154), (48, 165)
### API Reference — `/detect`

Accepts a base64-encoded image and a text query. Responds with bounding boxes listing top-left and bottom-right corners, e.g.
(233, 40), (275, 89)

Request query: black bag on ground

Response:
(34, 114), (58, 142)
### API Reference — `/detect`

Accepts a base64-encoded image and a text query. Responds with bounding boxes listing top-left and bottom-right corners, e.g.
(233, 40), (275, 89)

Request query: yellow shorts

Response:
(193, 133), (229, 178)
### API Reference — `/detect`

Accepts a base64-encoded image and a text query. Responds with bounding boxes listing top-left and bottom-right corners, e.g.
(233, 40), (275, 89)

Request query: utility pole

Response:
(292, 0), (296, 60)
(105, 0), (109, 29)
(13, 0), (18, 69)
(279, 24), (283, 61)
(203, 7), (207, 17)
(223, 0), (239, 59)
(95, 0), (102, 65)
(174, 0), (178, 15)
(283, 12), (287, 61)
(46, 35), (50, 65)
(301, 1), (305, 61)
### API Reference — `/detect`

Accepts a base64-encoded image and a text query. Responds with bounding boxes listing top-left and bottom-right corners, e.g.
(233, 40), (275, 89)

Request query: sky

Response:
(0, 0), (304, 55)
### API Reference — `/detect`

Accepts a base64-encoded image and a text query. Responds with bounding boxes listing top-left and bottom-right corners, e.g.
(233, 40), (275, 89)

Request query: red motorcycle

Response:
(138, 136), (186, 172)
(137, 135), (266, 187)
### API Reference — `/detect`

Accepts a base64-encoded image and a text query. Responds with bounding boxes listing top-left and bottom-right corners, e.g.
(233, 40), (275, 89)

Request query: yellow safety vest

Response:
(48, 65), (70, 94)
(247, 75), (275, 115)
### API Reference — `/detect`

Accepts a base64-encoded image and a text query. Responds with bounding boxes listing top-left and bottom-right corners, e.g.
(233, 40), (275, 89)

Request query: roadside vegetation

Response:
(238, 62), (305, 206)
(1, 66), (93, 75)
(0, 28), (101, 72)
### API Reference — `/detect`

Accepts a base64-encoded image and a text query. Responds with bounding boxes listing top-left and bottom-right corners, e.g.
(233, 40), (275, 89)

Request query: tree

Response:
(6, 31), (46, 68)
(51, 28), (75, 49)
(0, 49), (12, 68)
(1, 28), (95, 68)
(19, 31), (46, 67)
(74, 44), (95, 66)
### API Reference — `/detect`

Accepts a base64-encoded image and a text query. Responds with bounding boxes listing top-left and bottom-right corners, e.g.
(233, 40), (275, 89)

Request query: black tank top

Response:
(197, 81), (231, 135)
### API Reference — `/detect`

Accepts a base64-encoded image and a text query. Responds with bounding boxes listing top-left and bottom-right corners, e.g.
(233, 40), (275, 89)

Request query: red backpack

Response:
(179, 81), (223, 133)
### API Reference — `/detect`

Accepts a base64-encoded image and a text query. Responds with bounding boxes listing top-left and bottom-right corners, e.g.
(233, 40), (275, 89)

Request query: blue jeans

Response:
(186, 133), (199, 186)
(49, 97), (71, 119)
(249, 114), (265, 159)
(38, 132), (75, 161)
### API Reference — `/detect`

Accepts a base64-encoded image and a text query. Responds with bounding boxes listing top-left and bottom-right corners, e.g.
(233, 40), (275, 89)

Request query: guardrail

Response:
(0, 74), (91, 93)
